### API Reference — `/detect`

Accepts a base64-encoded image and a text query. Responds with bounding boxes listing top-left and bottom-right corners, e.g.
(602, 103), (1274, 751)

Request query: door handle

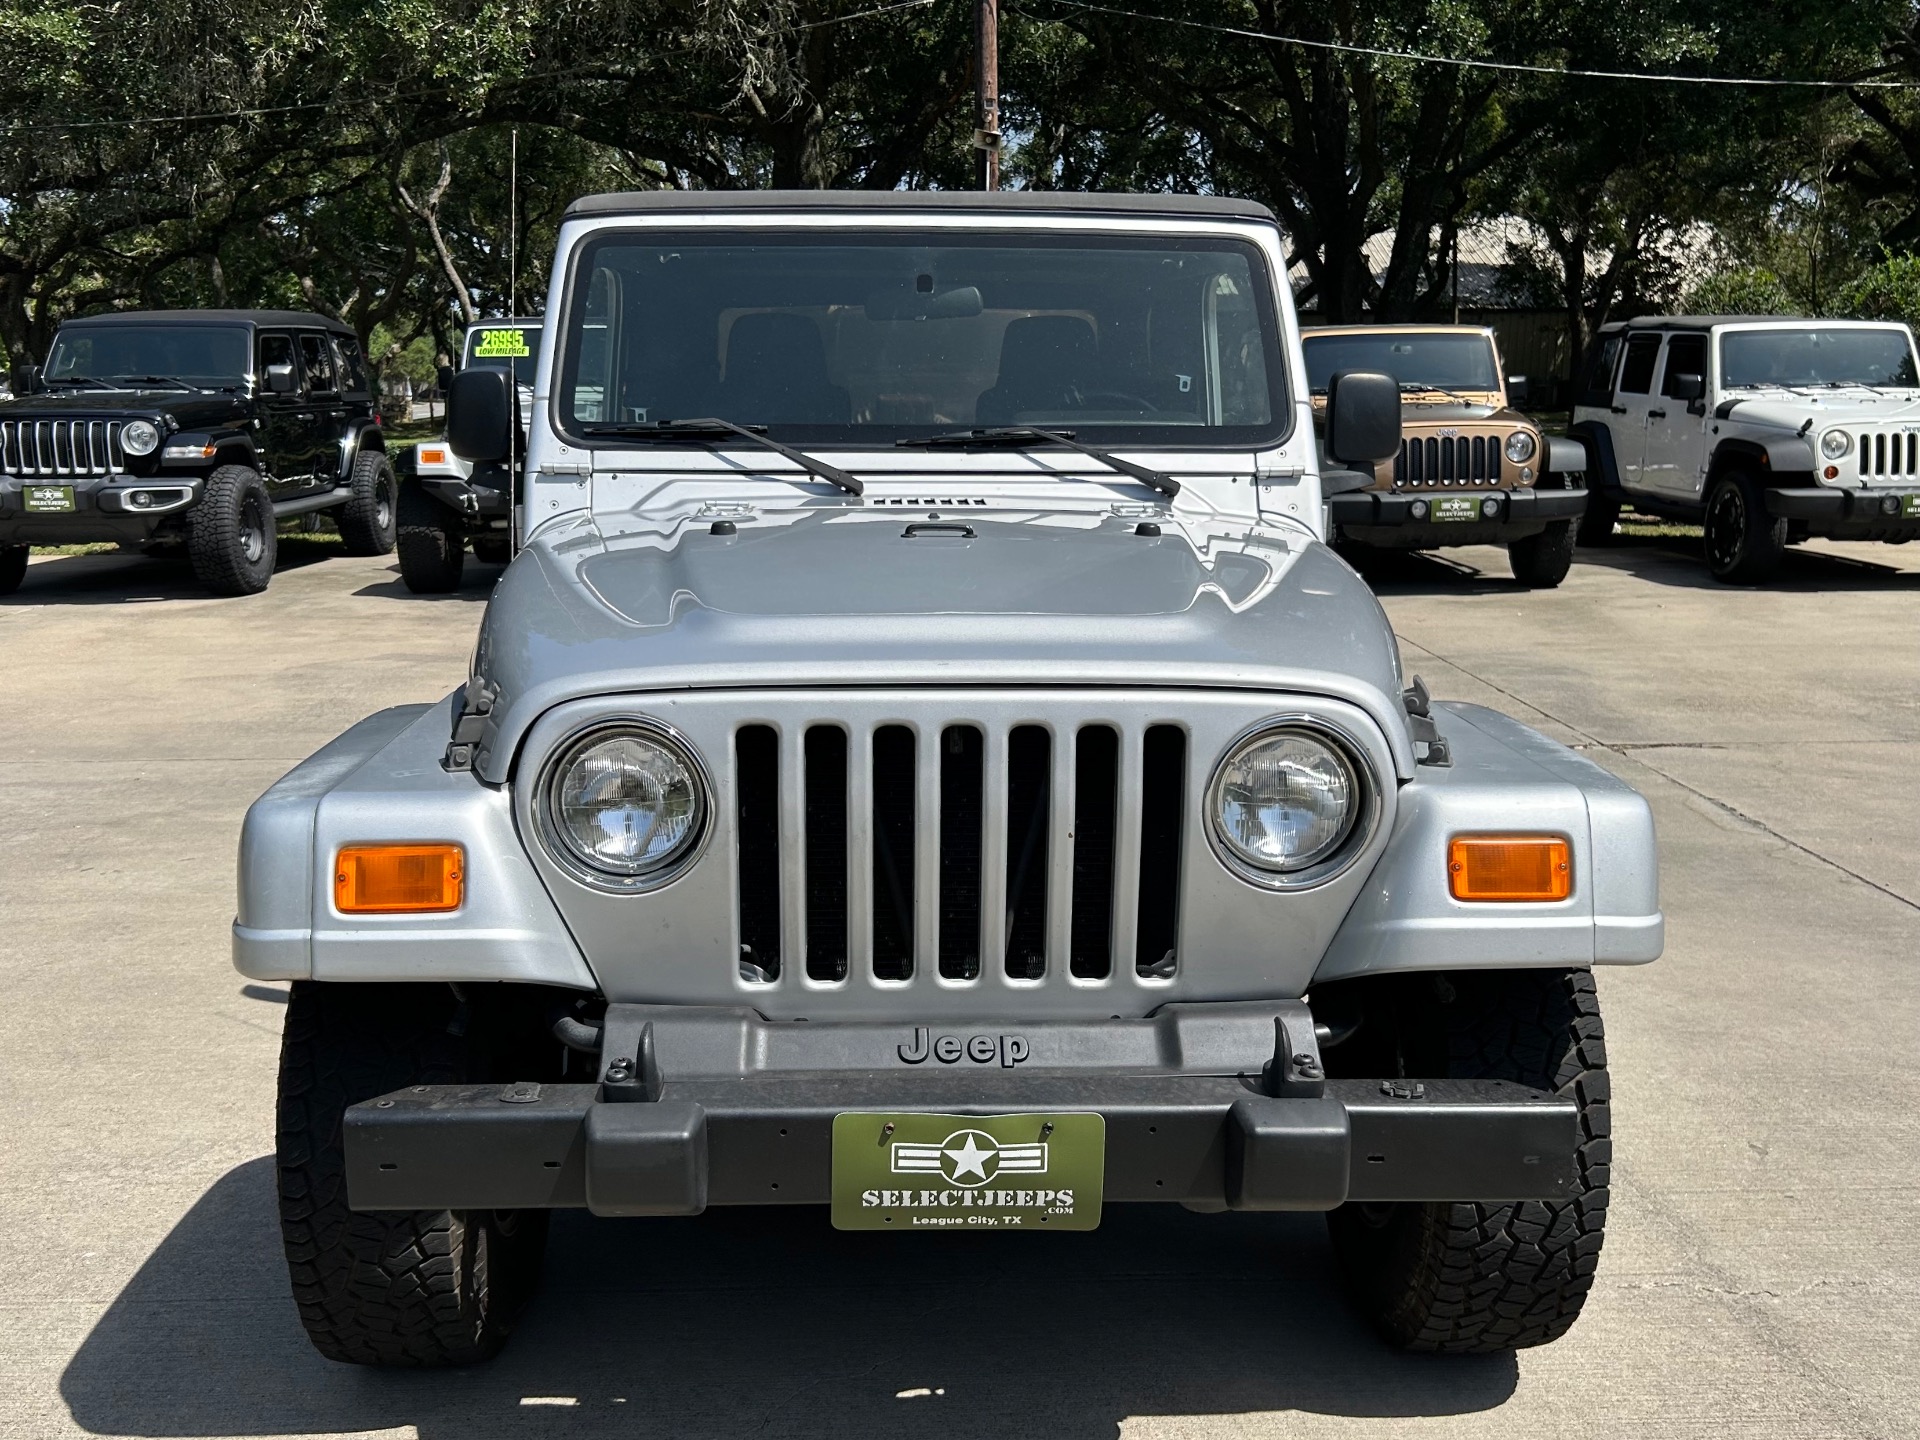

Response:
(1609, 405), (1628, 414)
(293, 412), (315, 421)
(1647, 409), (1667, 420)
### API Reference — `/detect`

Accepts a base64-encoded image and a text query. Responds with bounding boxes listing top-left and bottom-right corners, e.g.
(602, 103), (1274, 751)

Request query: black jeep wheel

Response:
(1576, 492), (1621, 547)
(187, 465), (277, 596)
(1703, 472), (1787, 583)
(396, 477), (465, 594)
(337, 450), (398, 556)
(277, 982), (548, 1367)
(1327, 969), (1610, 1353)
(1507, 519), (1576, 588)
(0, 544), (27, 596)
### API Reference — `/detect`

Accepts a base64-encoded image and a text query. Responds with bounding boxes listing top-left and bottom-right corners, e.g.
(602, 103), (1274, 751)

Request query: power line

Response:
(1035, 0), (1917, 90)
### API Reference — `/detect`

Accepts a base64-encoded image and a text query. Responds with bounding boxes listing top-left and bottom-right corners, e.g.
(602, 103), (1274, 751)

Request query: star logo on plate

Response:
(890, 1129), (1050, 1189)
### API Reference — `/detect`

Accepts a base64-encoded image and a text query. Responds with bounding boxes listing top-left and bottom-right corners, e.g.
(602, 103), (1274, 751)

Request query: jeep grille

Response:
(0, 419), (126, 477)
(1855, 430), (1920, 479)
(1393, 435), (1504, 487)
(731, 718), (1187, 987)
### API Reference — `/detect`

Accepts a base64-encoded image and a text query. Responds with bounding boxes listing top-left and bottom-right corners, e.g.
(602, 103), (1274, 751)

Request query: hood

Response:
(1399, 399), (1525, 427)
(0, 387), (249, 429)
(1718, 388), (1920, 430)
(468, 508), (1413, 782)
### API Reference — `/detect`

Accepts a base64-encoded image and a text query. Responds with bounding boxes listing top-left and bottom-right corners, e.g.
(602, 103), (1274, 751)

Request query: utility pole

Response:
(974, 0), (1000, 190)
(509, 127), (519, 318)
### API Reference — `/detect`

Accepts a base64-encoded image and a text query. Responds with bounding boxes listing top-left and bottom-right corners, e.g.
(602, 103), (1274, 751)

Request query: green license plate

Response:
(1431, 495), (1480, 522)
(1904, 494), (1920, 519)
(22, 484), (75, 513)
(831, 1111), (1105, 1231)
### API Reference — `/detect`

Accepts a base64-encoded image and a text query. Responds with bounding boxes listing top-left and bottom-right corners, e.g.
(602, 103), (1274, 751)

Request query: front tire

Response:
(1576, 492), (1620, 547)
(396, 477), (465, 593)
(1328, 969), (1610, 1353)
(1704, 472), (1787, 583)
(1507, 519), (1575, 588)
(187, 465), (276, 596)
(0, 545), (27, 595)
(337, 450), (398, 556)
(276, 982), (548, 1367)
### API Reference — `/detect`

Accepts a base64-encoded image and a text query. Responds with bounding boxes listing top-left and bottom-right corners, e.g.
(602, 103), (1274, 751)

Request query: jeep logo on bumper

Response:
(898, 1027), (1031, 1067)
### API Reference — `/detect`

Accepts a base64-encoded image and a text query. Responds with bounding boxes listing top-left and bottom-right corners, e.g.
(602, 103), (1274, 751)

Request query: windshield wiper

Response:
(1400, 382), (1480, 404)
(583, 418), (863, 496)
(896, 426), (1180, 498)
(111, 374), (196, 391)
(40, 376), (109, 389)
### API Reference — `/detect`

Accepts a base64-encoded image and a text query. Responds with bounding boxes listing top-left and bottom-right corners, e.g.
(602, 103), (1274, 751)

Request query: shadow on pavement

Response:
(351, 560), (502, 602)
(2, 540), (345, 606)
(61, 1158), (1516, 1439)
(1569, 534), (1920, 593)
(1342, 548), (1525, 597)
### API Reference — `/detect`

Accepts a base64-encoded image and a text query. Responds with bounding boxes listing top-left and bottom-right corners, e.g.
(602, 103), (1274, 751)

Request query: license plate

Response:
(22, 484), (75, 513)
(1904, 495), (1920, 519)
(831, 1111), (1105, 1231)
(1431, 495), (1480, 523)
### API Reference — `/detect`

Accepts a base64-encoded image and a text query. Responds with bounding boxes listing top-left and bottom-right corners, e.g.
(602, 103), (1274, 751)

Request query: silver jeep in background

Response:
(234, 191), (1661, 1367)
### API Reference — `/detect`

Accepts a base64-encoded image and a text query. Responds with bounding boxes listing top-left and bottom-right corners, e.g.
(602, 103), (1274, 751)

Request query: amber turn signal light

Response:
(1448, 835), (1571, 902)
(335, 844), (464, 914)
(419, 448), (447, 465)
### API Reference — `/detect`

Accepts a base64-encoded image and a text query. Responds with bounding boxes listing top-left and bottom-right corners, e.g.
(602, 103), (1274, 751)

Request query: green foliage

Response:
(1685, 267), (1802, 316)
(1834, 253), (1920, 328)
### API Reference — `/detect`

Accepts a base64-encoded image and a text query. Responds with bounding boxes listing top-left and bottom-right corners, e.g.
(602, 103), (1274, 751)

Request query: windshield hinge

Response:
(1403, 675), (1452, 767)
(1254, 464), (1304, 483)
(538, 461), (592, 476)
(444, 677), (499, 773)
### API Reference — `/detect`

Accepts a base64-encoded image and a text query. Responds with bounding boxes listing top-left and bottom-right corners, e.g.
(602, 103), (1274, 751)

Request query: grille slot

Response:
(1393, 435), (1503, 487)
(870, 725), (916, 981)
(1, 419), (124, 477)
(1135, 725), (1186, 979)
(803, 726), (849, 981)
(1003, 726), (1052, 980)
(1859, 431), (1918, 478)
(937, 725), (985, 979)
(1069, 726), (1119, 979)
(734, 726), (781, 983)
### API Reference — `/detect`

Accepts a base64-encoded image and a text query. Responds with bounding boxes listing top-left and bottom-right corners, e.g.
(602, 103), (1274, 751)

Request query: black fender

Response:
(160, 429), (260, 472)
(1708, 437), (1812, 488)
(335, 420), (386, 481)
(1543, 435), (1588, 483)
(1565, 421), (1619, 494)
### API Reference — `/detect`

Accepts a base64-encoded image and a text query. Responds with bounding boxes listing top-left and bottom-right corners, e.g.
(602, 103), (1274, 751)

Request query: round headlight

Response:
(1504, 430), (1537, 464)
(1208, 725), (1363, 880)
(1820, 429), (1853, 460)
(120, 420), (160, 457)
(540, 724), (707, 885)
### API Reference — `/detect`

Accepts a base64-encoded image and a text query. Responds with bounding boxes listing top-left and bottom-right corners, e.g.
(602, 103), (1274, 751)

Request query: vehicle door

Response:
(297, 331), (348, 489)
(254, 331), (319, 495)
(1609, 331), (1665, 494)
(1640, 332), (1710, 502)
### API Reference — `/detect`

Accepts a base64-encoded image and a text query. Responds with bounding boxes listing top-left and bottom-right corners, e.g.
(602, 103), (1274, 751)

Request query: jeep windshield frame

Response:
(552, 229), (1291, 452)
(43, 323), (251, 392)
(1719, 325), (1920, 390)
(1303, 331), (1500, 397)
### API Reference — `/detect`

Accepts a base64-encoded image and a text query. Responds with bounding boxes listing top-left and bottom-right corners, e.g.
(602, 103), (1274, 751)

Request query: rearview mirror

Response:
(447, 367), (516, 464)
(1326, 370), (1401, 466)
(265, 362), (297, 395)
(436, 364), (455, 395)
(1670, 372), (1705, 402)
(864, 283), (984, 321)
(1506, 374), (1529, 406)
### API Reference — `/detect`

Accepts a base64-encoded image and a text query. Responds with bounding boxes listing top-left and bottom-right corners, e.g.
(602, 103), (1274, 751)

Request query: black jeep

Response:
(1, 309), (396, 596)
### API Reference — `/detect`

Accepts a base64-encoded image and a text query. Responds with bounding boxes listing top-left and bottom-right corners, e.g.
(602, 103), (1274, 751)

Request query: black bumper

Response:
(344, 1073), (1578, 1217)
(1765, 486), (1920, 539)
(1329, 487), (1587, 546)
(0, 473), (202, 543)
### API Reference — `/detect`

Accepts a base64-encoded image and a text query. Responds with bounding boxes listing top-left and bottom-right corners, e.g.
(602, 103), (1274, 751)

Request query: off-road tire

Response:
(0, 545), (27, 596)
(1328, 969), (1610, 1353)
(336, 449), (398, 556)
(187, 465), (276, 595)
(396, 477), (464, 593)
(1576, 492), (1621, 547)
(1704, 472), (1787, 583)
(1507, 519), (1575, 588)
(276, 982), (548, 1367)
(471, 535), (512, 566)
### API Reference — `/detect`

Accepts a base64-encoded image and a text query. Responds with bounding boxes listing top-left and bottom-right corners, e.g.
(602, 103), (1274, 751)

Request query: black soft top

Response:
(1595, 315), (1890, 335)
(563, 189), (1276, 223)
(58, 309), (356, 335)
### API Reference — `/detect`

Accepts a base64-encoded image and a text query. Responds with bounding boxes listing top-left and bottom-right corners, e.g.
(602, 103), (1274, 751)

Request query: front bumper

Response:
(343, 1003), (1579, 1217)
(0, 473), (200, 543)
(1330, 487), (1587, 547)
(1766, 486), (1920, 540)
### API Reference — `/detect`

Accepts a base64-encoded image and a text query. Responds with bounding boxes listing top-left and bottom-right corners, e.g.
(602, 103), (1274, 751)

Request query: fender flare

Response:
(1565, 421), (1619, 494)
(337, 420), (386, 481)
(1708, 436), (1809, 487)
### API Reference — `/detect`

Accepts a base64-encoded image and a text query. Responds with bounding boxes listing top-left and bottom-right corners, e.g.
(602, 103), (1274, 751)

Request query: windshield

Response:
(1302, 332), (1499, 395)
(464, 324), (543, 388)
(1720, 327), (1919, 388)
(44, 324), (249, 388)
(557, 231), (1285, 446)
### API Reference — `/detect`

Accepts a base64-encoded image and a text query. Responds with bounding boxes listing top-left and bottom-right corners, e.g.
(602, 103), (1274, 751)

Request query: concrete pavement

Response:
(0, 531), (1914, 1439)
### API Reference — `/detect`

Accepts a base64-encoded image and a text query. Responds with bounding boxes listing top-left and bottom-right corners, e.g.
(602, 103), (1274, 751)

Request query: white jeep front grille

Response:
(1855, 430), (1920, 480)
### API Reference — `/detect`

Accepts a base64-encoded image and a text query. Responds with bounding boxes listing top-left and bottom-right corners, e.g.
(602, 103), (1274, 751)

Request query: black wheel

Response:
(1508, 520), (1575, 588)
(471, 535), (512, 566)
(1327, 969), (1610, 1353)
(0, 545), (27, 595)
(1703, 472), (1787, 583)
(337, 449), (398, 556)
(396, 477), (465, 594)
(276, 982), (548, 1367)
(187, 465), (277, 596)
(1576, 492), (1620, 547)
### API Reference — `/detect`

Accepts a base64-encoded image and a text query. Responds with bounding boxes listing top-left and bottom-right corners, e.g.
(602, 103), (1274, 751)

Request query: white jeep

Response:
(1569, 316), (1920, 581)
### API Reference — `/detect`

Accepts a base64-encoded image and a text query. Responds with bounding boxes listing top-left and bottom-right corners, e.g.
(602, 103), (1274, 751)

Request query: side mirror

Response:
(1506, 374), (1529, 406)
(436, 364), (456, 395)
(10, 364), (38, 394)
(447, 367), (516, 463)
(1670, 372), (1705, 402)
(266, 362), (297, 395)
(1325, 370), (1401, 466)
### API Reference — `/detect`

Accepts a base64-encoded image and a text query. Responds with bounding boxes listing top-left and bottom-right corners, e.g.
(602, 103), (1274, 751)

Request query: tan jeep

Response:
(1302, 324), (1589, 587)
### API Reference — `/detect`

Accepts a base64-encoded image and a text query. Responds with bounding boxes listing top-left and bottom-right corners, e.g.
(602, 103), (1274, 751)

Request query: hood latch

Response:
(1404, 675), (1452, 767)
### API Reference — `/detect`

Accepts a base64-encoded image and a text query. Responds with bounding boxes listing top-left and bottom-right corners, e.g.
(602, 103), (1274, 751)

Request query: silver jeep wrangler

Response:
(235, 191), (1662, 1366)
